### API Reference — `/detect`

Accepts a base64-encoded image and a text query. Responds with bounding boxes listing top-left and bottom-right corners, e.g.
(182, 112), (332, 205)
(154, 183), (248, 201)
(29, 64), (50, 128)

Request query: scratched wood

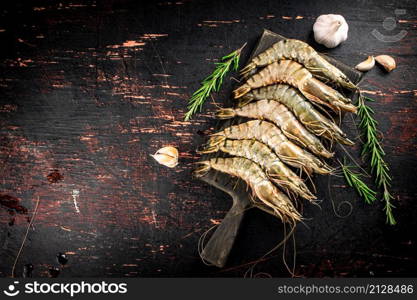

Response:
(0, 0), (416, 277)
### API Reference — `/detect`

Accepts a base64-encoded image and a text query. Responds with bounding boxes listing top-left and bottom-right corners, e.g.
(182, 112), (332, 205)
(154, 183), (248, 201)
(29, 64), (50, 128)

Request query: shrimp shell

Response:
(216, 99), (333, 158)
(239, 84), (354, 145)
(194, 157), (302, 223)
(199, 138), (316, 201)
(240, 39), (357, 90)
(210, 120), (332, 175)
(233, 60), (357, 113)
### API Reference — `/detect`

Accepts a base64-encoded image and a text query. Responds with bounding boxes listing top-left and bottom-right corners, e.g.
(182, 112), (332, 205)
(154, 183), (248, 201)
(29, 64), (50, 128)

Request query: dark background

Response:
(0, 0), (416, 277)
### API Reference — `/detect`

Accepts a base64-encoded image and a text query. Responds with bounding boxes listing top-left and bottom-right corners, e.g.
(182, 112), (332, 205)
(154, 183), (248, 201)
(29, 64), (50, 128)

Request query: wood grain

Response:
(0, 0), (416, 277)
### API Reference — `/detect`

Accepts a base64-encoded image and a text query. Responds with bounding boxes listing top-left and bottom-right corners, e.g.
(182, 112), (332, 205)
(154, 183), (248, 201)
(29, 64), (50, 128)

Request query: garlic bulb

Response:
(355, 56), (375, 71)
(313, 14), (349, 48)
(151, 146), (179, 168)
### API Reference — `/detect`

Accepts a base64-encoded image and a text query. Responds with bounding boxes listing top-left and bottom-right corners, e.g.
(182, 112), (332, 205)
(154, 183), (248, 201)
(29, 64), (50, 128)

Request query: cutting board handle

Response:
(201, 203), (247, 268)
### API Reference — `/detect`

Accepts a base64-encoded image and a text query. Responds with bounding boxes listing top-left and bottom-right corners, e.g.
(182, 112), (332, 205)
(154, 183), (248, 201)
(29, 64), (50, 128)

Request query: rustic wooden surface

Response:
(0, 0), (416, 277)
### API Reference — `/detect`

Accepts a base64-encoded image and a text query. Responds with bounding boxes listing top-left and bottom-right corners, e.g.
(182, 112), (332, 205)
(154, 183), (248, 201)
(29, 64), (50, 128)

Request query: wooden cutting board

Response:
(198, 29), (363, 268)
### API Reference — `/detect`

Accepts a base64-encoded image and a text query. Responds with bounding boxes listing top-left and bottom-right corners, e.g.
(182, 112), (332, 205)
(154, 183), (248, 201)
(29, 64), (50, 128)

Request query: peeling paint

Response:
(71, 189), (80, 213)
(0, 104), (18, 112)
(282, 15), (304, 20)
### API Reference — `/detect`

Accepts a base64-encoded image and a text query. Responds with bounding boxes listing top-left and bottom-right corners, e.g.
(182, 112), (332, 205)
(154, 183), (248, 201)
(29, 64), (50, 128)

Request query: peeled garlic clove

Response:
(355, 56), (375, 71)
(151, 146), (179, 168)
(375, 55), (396, 72)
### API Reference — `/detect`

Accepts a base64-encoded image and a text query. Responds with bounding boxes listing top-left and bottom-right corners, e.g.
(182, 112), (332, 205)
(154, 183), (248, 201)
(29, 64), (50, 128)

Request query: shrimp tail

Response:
(197, 145), (217, 154)
(216, 108), (237, 119)
(236, 95), (255, 107)
(237, 96), (253, 108)
(239, 62), (256, 77)
(207, 135), (226, 146)
(240, 69), (257, 81)
(193, 161), (211, 177)
(233, 84), (251, 99)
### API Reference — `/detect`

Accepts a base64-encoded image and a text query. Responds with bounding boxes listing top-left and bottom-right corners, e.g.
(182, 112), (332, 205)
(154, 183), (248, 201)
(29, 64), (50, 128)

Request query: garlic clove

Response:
(355, 56), (375, 71)
(313, 14), (349, 48)
(375, 55), (396, 72)
(151, 146), (179, 168)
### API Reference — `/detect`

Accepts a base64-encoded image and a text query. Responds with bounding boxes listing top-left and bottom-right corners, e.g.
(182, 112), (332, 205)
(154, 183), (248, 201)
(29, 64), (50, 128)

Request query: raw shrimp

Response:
(239, 84), (354, 145)
(233, 60), (357, 113)
(199, 138), (316, 201)
(210, 120), (332, 175)
(194, 157), (302, 223)
(216, 100), (333, 158)
(240, 39), (357, 90)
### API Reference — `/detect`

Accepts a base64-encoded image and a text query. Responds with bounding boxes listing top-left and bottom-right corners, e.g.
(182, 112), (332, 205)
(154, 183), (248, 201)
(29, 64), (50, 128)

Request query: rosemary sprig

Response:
(340, 162), (377, 204)
(184, 44), (245, 121)
(357, 93), (396, 225)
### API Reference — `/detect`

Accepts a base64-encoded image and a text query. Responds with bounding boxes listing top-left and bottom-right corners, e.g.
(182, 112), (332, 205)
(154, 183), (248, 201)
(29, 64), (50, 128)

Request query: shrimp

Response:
(216, 99), (333, 159)
(199, 138), (316, 202)
(240, 39), (357, 90)
(233, 60), (357, 113)
(238, 84), (355, 145)
(194, 157), (302, 223)
(210, 120), (332, 175)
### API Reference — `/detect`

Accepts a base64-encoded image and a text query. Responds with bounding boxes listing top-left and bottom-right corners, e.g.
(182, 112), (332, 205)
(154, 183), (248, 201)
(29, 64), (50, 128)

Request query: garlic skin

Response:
(355, 56), (375, 71)
(151, 146), (179, 168)
(375, 55), (396, 72)
(313, 14), (349, 48)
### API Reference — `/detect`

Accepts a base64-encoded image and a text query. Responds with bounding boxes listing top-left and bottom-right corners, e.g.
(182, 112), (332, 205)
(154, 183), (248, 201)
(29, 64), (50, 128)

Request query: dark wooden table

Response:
(0, 0), (416, 277)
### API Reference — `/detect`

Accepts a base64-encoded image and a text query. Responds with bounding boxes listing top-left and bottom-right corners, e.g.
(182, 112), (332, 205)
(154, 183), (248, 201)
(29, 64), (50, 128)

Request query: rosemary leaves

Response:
(184, 44), (245, 121)
(357, 93), (396, 225)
